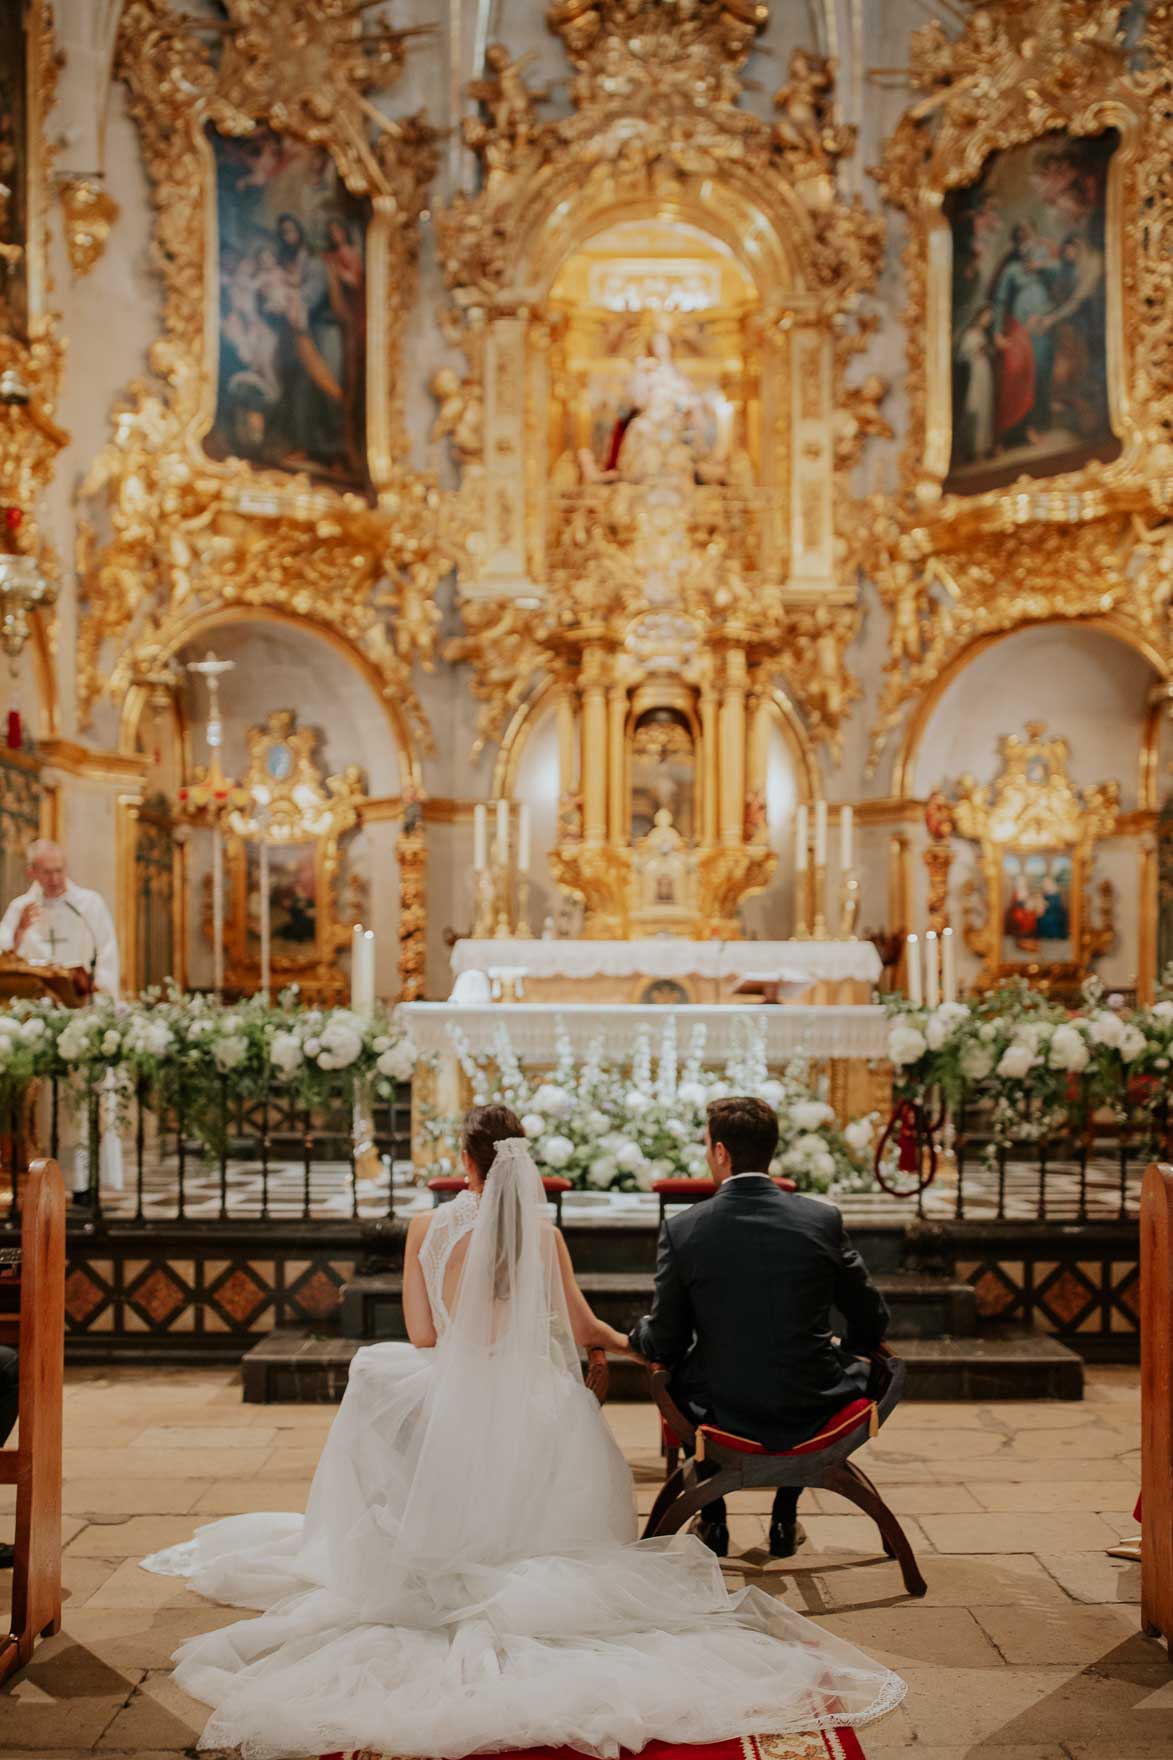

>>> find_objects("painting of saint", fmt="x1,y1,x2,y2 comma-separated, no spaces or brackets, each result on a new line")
1000,850,1073,966
246,842,317,959
0,1,28,339
945,131,1120,495
206,126,370,489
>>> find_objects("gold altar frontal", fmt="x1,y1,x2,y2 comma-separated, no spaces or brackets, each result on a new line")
496,973,873,1007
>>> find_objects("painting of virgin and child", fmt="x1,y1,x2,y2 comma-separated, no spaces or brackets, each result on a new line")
0,1,28,340
1001,851,1073,967
945,130,1120,495
205,126,370,489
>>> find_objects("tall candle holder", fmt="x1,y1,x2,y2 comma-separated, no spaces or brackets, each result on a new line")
514,872,533,938
812,863,829,941
793,869,811,939
473,867,496,938
838,869,860,940
492,860,513,939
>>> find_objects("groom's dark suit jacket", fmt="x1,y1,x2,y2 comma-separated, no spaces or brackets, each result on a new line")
628,1174,889,1451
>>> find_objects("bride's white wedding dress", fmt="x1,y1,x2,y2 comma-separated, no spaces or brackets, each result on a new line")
143,1142,904,1759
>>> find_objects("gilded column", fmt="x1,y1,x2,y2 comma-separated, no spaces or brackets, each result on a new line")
555,678,578,800
699,676,719,848
580,649,608,843
746,682,770,827
607,681,627,844
718,648,747,846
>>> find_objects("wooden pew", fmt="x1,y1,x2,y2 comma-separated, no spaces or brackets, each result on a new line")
0,1158,64,1686
1141,1161,1173,1658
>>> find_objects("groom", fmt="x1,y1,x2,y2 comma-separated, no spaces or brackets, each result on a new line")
629,1095,889,1560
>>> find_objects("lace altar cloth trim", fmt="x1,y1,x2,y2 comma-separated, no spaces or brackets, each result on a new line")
320,1723,868,1760
403,1002,890,1062
450,938,881,987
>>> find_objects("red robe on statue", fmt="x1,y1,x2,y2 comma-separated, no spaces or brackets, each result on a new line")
996,316,1036,439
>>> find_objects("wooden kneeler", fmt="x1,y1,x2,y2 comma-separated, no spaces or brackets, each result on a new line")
643,1349,927,1599
0,1159,65,1685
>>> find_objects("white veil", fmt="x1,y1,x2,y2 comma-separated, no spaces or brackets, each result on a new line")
387,1136,588,1578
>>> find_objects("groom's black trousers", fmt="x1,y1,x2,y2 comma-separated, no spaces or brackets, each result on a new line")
700,1470,800,1530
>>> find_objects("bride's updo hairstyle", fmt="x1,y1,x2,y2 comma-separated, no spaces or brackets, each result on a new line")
461,1103,526,1178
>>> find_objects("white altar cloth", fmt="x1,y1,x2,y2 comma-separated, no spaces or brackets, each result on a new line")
448,938,881,992
402,1002,889,1063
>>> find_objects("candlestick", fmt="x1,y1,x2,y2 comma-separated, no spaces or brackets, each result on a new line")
838,869,860,940
839,804,853,874
258,831,271,1004
350,923,365,1009
493,861,513,938
814,799,827,869
515,872,533,939
518,803,531,874
924,929,940,1008
942,925,957,1004
473,867,496,938
812,863,828,940
211,819,225,1000
473,803,487,872
495,798,509,867
906,933,922,1005
357,929,376,1021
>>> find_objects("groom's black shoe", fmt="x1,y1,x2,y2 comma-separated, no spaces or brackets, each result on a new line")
0,1542,14,1570
769,1519,806,1559
696,1516,729,1559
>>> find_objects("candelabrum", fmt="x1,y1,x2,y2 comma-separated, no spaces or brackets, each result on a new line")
515,873,533,939
472,867,496,939
793,869,811,939
838,869,861,940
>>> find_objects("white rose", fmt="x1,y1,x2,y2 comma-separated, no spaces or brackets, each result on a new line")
1012,1022,1045,1051
18,1017,45,1040
624,1089,651,1115
269,1031,304,1077
303,1036,322,1058
539,1133,574,1170
587,1154,617,1188
960,1042,995,1081
888,1025,928,1067
843,1117,874,1156
789,1100,834,1131
979,1022,998,1042
937,1001,970,1025
676,1080,706,1108
754,1078,786,1108
376,1042,415,1082
521,1113,546,1138
615,1140,645,1172
372,1034,392,1052
997,1043,1035,1080
320,1020,363,1070
187,1017,213,1039
1150,1000,1173,1022
145,1020,174,1057
213,1033,248,1072
925,1015,950,1051
586,1108,611,1135
221,1015,241,1034
1048,1022,1089,1074
1088,1009,1126,1049
101,1029,121,1056
531,1082,572,1118
1120,1024,1147,1064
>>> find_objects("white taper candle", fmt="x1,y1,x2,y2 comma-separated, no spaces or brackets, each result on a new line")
942,926,957,1004
924,929,940,1008
840,804,853,873
473,804,487,873
906,933,922,1006
795,804,809,873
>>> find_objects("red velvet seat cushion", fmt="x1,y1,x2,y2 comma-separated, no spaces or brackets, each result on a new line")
700,1397,875,1459
427,1174,572,1197
651,1176,797,1199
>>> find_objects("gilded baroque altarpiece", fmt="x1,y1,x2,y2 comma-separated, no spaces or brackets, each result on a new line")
75,0,443,763
433,0,887,934
865,0,1173,771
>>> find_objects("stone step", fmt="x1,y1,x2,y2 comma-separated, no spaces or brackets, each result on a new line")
242,1325,1080,1405
338,1269,978,1343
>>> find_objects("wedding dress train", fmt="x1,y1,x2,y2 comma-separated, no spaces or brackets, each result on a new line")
143,1145,904,1759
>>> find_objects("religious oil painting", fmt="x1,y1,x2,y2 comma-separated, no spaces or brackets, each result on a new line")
0,0,29,339
245,841,317,958
944,129,1120,495
206,125,370,489
1000,849,1074,967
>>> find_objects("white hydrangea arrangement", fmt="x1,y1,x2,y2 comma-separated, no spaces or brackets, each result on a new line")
425,1013,878,1195
885,974,1173,1145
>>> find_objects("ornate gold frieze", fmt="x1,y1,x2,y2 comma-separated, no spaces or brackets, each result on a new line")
953,721,1119,991
76,0,442,746
396,786,427,1002
0,0,66,664
867,0,1173,767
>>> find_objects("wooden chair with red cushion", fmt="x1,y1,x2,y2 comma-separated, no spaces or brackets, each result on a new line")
642,1349,927,1598
427,1173,572,1226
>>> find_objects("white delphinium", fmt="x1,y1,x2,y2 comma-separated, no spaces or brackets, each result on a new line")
656,1014,678,1103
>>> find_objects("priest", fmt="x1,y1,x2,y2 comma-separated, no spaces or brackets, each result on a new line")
0,839,122,1198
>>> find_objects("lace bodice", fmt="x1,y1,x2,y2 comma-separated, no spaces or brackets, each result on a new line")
418,1189,478,1337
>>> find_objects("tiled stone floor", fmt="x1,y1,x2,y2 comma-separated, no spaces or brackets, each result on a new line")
0,1365,1168,1759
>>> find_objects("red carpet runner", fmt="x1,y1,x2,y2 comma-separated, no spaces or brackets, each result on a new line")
323,1727,867,1760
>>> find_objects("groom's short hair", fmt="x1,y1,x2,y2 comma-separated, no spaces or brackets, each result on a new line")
706,1096,779,1175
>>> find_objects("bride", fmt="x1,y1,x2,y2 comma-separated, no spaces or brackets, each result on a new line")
143,1104,904,1759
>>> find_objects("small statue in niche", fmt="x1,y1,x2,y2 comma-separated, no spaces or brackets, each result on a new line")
429,366,483,463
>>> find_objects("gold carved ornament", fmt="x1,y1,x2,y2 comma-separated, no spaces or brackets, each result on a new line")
58,177,120,277
0,1,67,662
865,0,1173,770
396,785,426,1003
433,0,886,763
191,709,366,1005
76,0,443,747
952,721,1118,991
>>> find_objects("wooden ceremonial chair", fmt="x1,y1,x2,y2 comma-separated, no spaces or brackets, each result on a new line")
427,1173,572,1227
651,1174,797,1225
0,1159,65,1685
642,1348,928,1599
